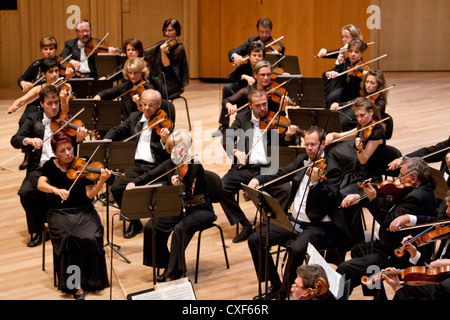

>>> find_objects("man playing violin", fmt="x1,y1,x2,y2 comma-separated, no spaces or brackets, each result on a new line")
219,89,298,244
103,89,175,238
247,126,351,300
10,85,88,247
228,17,285,66
336,157,438,299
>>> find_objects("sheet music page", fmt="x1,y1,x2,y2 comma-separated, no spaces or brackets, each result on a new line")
306,242,344,299
130,278,196,300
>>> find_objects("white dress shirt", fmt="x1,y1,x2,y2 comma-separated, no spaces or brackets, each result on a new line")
39,114,55,167
248,114,268,165
134,114,155,163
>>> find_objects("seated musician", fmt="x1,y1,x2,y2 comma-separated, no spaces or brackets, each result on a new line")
94,57,153,121
10,85,87,247
212,41,266,137
37,131,110,300
59,19,117,79
219,89,298,244
126,129,216,282
103,89,175,239
247,126,350,300
380,190,450,300
228,17,285,66
336,157,438,299
292,265,334,300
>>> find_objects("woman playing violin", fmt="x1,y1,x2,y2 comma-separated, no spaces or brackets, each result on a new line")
37,130,110,300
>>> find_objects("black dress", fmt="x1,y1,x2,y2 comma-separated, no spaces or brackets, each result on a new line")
41,158,109,293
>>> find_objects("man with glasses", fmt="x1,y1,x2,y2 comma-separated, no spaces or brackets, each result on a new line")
103,89,176,238
337,157,438,299
59,19,116,79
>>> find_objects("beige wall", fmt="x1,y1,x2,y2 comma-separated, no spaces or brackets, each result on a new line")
0,0,449,88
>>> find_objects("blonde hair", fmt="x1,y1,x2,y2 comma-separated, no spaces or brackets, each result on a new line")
123,57,149,80
342,24,362,41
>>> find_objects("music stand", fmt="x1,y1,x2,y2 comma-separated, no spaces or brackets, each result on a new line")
95,53,126,79
242,183,297,300
69,100,122,134
265,54,301,75
299,77,326,108
429,167,448,200
275,77,302,106
287,107,342,133
121,185,185,285
79,140,136,263
68,79,114,98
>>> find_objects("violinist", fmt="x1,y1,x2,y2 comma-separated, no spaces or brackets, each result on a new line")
147,19,189,99
247,126,350,300
219,89,298,244
212,41,266,137
10,85,88,248
323,39,368,109
336,157,438,299
94,57,153,121
292,265,334,300
103,89,175,239
37,131,110,300
59,19,117,79
228,17,285,66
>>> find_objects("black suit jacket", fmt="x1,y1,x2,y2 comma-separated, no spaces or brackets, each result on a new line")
59,38,99,79
228,36,286,62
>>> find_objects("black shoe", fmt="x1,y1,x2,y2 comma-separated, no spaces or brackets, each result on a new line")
211,125,228,137
232,226,254,243
157,270,168,282
19,152,29,170
123,220,143,239
253,285,280,300
27,230,49,247
73,291,85,300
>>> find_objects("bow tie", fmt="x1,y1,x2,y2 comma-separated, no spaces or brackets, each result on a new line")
42,118,51,126
250,118,260,124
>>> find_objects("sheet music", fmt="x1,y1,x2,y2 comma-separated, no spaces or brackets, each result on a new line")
130,278,196,300
306,242,345,299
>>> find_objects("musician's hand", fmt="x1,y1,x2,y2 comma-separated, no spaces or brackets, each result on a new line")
337,53,345,64
324,132,337,146
24,137,43,150
380,268,402,292
234,149,247,166
76,126,88,143
54,188,70,201
226,103,238,115
388,157,404,171
242,75,256,86
99,168,111,182
160,43,169,54
430,259,450,268
362,178,377,201
108,47,119,54
389,215,411,232
326,71,339,79
446,153,450,168
160,127,170,144
132,94,140,105
307,167,321,184
20,81,33,92
248,178,260,189
231,53,243,65
400,235,418,257
341,194,361,208
355,137,363,151
70,60,81,71
171,174,181,186
285,125,298,141
330,102,339,111
65,67,75,80
316,48,327,58
125,182,136,190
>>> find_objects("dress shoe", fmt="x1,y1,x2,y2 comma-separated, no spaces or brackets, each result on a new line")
18,152,29,170
27,230,49,247
232,226,254,243
253,285,280,300
73,291,85,300
211,125,228,137
123,220,143,239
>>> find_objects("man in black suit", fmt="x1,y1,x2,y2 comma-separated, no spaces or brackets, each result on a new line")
59,19,117,79
219,89,298,243
247,126,351,300
10,85,87,247
103,89,176,238
337,157,438,298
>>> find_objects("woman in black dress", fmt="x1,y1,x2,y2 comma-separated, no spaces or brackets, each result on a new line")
37,131,111,299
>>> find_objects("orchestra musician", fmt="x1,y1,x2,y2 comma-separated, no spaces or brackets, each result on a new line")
146,19,189,100
212,41,266,137
59,19,117,79
37,131,110,300
228,17,285,66
247,126,350,300
219,89,298,243
292,265,334,300
336,157,438,299
103,89,175,239
10,85,88,247
94,57,152,121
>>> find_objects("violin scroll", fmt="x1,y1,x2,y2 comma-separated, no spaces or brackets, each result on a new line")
299,278,329,300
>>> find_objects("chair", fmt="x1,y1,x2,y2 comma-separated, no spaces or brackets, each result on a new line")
384,113,394,140
42,226,57,287
168,89,191,131
193,170,230,283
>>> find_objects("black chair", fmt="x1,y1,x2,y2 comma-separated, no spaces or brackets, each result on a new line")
168,89,191,131
384,113,394,140
42,225,57,287
193,170,230,283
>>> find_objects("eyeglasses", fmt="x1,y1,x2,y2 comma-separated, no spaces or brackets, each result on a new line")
140,102,158,108
76,29,91,34
291,283,305,290
256,73,272,78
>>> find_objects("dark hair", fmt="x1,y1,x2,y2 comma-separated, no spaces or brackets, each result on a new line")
360,69,387,104
123,38,144,57
353,96,382,122
51,130,74,153
348,39,367,53
257,17,273,29
305,125,325,139
39,85,60,104
163,19,181,37
248,88,267,104
296,264,331,300
41,57,59,73
248,40,266,56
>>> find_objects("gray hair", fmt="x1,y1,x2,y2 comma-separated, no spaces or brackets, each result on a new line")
404,157,430,183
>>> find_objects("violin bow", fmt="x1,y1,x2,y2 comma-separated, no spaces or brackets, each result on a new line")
337,85,395,111
114,80,147,101
122,117,166,142
63,144,101,203
327,53,388,79
225,81,288,117
330,116,390,145
41,107,85,146
144,154,198,186
233,36,285,66
316,41,375,58
25,54,74,92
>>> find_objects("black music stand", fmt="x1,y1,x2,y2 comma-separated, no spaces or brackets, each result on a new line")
265,54,301,75
429,167,448,201
69,100,122,135
79,140,136,264
287,107,342,133
68,79,114,98
242,183,297,300
121,185,185,285
299,77,326,108
95,53,127,79
275,77,303,106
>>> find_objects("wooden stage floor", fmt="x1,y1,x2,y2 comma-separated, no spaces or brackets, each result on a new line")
0,72,449,301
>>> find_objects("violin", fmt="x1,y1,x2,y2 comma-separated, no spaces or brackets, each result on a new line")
84,38,122,56
347,60,371,79
57,56,84,78
66,157,125,181
299,278,329,300
114,80,148,101
265,36,283,54
161,38,180,53
361,265,450,287
148,109,174,135
265,81,296,105
358,179,414,201
355,120,376,152
258,110,302,134
50,112,100,139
